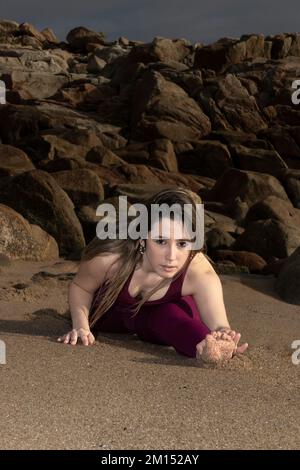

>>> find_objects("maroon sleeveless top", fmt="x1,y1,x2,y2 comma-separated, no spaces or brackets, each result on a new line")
90,260,191,320
117,264,189,307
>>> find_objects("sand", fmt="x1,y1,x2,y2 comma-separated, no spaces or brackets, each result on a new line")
0,258,299,450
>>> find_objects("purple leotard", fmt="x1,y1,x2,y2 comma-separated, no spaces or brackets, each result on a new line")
90,264,210,357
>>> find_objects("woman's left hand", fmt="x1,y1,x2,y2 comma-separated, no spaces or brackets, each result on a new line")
217,328,248,356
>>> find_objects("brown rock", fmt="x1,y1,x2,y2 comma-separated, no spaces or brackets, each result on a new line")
245,195,300,229
0,203,58,261
131,70,211,142
0,170,85,255
19,22,46,43
0,144,34,174
40,28,59,44
275,246,300,304
231,144,287,177
233,219,300,261
51,168,104,207
66,27,105,52
177,140,232,178
213,249,266,273
206,168,289,207
149,139,178,172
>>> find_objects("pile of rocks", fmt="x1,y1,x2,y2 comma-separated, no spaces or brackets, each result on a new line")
0,21,300,303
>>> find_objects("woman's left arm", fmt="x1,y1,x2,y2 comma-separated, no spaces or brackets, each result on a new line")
189,257,248,354
191,271,231,332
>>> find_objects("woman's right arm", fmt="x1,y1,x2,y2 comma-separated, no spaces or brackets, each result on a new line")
57,254,117,346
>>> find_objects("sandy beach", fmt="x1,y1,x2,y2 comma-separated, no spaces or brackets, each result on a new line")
0,258,299,450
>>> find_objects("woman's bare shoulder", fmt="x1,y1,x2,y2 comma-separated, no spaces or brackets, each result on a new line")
73,252,121,292
186,252,217,281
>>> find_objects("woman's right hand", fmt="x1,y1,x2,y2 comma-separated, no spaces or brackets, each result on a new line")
57,328,95,346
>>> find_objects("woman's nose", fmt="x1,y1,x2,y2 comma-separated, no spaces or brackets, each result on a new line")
166,244,177,260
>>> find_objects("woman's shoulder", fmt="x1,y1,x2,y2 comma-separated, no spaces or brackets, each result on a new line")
183,252,218,295
74,252,122,292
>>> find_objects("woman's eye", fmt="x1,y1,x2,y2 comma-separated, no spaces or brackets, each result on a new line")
154,240,189,248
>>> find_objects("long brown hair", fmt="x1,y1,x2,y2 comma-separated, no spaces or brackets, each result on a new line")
81,187,203,328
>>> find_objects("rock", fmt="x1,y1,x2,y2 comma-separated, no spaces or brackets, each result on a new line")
278,169,300,208
0,203,59,261
230,144,287,177
0,144,35,174
213,262,250,275
93,44,128,64
205,227,236,252
86,146,126,166
87,54,107,73
51,168,104,207
258,127,300,162
127,37,192,64
19,22,46,43
275,246,300,304
0,20,19,36
40,28,59,44
232,219,300,261
194,35,265,73
177,140,232,178
204,210,243,235
206,168,290,208
0,170,85,255
39,157,86,173
245,195,300,229
131,70,211,142
213,249,267,273
148,139,178,172
66,27,105,52
271,34,292,59
197,74,267,134
1,70,68,100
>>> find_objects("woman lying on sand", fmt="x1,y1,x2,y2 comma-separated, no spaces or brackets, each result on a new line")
58,188,248,364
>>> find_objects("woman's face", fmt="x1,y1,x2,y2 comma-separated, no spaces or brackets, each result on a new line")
142,217,192,277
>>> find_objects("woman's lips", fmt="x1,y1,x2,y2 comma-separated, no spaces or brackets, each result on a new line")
161,265,177,271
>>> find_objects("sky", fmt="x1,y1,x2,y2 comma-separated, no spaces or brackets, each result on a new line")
1,0,300,45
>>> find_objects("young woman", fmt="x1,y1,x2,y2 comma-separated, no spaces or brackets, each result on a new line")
57,188,248,364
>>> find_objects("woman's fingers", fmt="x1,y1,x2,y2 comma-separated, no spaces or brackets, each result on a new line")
88,333,95,345
70,329,78,345
236,342,248,354
80,332,89,346
57,329,95,346
64,332,71,344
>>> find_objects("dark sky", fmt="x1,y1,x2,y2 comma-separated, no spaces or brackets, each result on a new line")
1,0,300,44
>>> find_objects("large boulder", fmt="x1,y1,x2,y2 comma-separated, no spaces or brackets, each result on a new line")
213,249,267,273
279,169,300,208
275,246,300,305
131,70,211,142
206,168,290,209
177,140,232,178
0,144,34,174
0,203,58,261
197,74,267,134
0,170,85,255
232,219,300,261
51,169,105,207
66,26,105,52
245,195,300,229
230,144,287,177
127,37,192,64
1,70,68,100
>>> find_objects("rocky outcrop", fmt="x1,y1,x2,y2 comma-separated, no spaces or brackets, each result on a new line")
0,20,300,272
